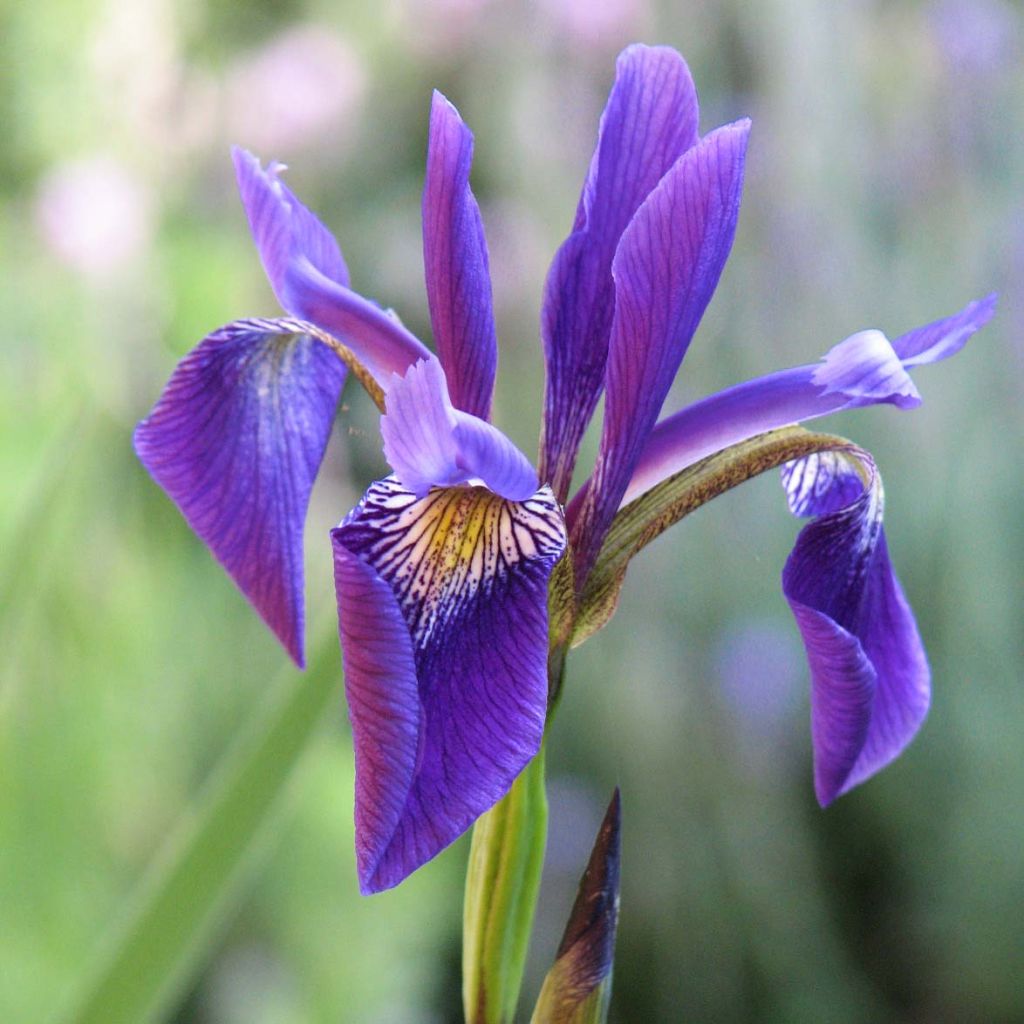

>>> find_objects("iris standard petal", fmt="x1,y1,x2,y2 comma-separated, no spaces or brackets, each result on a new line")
233,148,432,385
423,92,498,420
570,120,750,578
381,357,538,501
332,477,567,893
134,317,347,666
605,297,993,510
539,44,700,500
781,452,929,805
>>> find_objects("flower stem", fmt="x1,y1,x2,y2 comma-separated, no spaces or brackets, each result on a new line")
463,744,548,1024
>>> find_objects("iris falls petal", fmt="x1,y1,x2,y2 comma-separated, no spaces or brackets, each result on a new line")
781,450,930,805
332,478,567,893
134,317,347,666
423,92,498,419
540,44,700,499
571,120,750,579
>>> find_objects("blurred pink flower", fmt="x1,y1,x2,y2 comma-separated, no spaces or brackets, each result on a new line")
539,0,648,47
392,0,495,55
34,156,153,280
225,26,366,155
929,0,1020,76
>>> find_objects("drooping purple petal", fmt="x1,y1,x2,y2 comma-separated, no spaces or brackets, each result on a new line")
781,451,865,517
781,451,930,805
422,92,498,419
380,357,538,501
134,317,347,666
233,148,432,385
332,477,567,893
570,120,750,579
539,44,700,500
332,536,421,892
591,297,993,513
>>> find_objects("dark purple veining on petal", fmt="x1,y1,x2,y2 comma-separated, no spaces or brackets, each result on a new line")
570,120,750,582
332,478,566,892
134,317,346,665
539,44,700,501
782,451,930,805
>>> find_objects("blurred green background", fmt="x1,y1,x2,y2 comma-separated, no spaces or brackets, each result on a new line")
2,0,1022,1021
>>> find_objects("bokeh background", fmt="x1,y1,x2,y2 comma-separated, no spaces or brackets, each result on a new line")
2,0,1022,1021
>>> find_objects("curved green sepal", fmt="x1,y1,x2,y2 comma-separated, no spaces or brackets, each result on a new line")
531,789,621,1024
547,548,577,655
571,426,853,646
463,746,549,1024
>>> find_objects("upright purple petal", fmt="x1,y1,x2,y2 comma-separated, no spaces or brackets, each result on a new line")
380,357,538,501
232,147,350,296
592,297,992,512
422,92,498,419
233,148,432,385
332,477,566,893
571,120,750,579
134,317,347,666
781,452,930,805
539,44,700,500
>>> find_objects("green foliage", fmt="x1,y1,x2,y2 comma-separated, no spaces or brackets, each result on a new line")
53,645,341,1024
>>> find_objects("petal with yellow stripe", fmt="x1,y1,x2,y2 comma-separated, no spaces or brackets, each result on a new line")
332,476,566,893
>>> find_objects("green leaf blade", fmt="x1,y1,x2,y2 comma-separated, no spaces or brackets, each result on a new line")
52,642,341,1024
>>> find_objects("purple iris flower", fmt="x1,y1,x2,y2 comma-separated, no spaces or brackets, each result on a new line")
135,44,994,892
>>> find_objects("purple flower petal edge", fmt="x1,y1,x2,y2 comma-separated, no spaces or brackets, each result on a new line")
332,477,566,893
540,44,700,500
781,452,930,805
423,92,498,420
134,317,346,666
381,357,538,501
893,293,997,366
594,296,994,513
232,147,350,299
233,148,432,386
570,120,751,578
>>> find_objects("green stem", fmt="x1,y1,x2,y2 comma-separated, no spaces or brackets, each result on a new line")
463,744,549,1024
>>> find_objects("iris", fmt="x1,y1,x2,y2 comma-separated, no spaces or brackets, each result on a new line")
135,44,993,894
